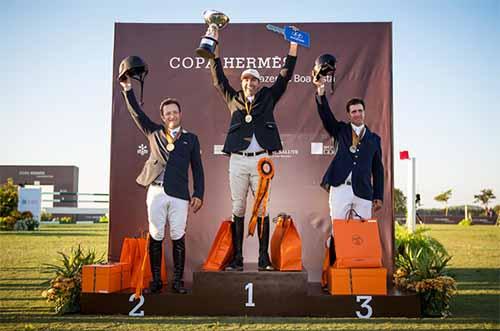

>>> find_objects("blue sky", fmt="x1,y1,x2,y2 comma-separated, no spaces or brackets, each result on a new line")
2,0,499,208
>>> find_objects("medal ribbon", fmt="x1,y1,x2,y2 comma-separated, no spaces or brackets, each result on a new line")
351,127,366,151
165,127,182,146
244,99,254,117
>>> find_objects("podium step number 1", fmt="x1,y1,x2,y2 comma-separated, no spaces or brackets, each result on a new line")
245,282,256,307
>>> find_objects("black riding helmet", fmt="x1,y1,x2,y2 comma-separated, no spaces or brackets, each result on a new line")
118,56,149,104
313,53,337,94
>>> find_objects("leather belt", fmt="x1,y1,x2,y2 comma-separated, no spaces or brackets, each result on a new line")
234,150,267,157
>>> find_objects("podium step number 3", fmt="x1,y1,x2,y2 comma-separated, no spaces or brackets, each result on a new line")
355,296,373,319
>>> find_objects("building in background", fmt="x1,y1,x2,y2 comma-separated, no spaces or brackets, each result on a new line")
0,165,107,222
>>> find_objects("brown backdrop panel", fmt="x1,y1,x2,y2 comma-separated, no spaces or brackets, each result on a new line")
109,23,393,282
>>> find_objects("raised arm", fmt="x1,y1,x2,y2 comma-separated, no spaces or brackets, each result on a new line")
313,75,342,137
208,31,237,106
120,78,160,136
270,42,298,102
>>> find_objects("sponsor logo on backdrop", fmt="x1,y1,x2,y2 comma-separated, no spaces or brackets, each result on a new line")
137,144,149,156
273,148,299,158
310,142,336,155
169,56,287,70
168,56,334,85
212,144,298,158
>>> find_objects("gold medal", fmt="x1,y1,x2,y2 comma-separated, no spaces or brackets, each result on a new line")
350,126,365,154
165,127,181,153
244,99,254,123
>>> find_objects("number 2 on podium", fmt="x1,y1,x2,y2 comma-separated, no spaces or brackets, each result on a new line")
245,282,255,307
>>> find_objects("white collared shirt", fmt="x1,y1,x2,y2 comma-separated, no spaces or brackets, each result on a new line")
345,124,365,185
169,126,180,137
351,123,365,136
243,134,265,153
242,95,265,153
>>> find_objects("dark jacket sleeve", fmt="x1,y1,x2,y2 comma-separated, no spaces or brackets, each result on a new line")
372,136,384,201
315,94,342,138
209,57,237,107
270,55,297,103
121,89,160,136
190,135,205,200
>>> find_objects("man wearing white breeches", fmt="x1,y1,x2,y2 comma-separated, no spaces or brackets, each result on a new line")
208,27,298,271
313,75,384,264
120,76,204,294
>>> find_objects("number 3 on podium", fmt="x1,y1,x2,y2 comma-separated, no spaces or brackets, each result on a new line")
355,295,373,318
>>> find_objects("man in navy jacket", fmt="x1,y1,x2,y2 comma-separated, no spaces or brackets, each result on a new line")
120,77,204,294
313,76,384,221
208,28,298,271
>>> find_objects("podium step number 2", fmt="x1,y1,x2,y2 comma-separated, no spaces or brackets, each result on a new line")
129,294,145,317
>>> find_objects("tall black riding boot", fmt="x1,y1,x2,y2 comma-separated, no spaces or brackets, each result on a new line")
148,235,163,293
172,236,187,294
258,216,274,271
225,215,244,271
329,235,337,266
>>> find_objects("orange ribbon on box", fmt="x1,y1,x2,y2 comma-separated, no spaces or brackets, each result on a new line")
248,157,274,238
119,236,167,298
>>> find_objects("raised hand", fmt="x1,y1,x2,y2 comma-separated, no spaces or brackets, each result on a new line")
119,76,132,91
312,70,326,95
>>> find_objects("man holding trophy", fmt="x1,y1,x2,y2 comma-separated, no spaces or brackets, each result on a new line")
200,10,298,271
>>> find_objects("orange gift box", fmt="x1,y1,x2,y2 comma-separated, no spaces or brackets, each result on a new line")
327,265,387,295
332,219,383,268
82,263,131,293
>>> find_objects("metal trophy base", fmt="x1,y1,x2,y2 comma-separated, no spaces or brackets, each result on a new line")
80,263,421,317
196,36,218,59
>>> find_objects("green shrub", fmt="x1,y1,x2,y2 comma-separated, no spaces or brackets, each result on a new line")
14,217,39,231
458,218,472,226
40,211,53,222
98,215,109,223
42,245,104,314
0,178,18,218
0,215,18,231
58,216,74,224
394,224,457,317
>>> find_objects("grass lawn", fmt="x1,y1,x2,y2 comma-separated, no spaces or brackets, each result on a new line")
0,223,499,330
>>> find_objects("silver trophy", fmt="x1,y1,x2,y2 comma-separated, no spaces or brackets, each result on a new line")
195,10,229,59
